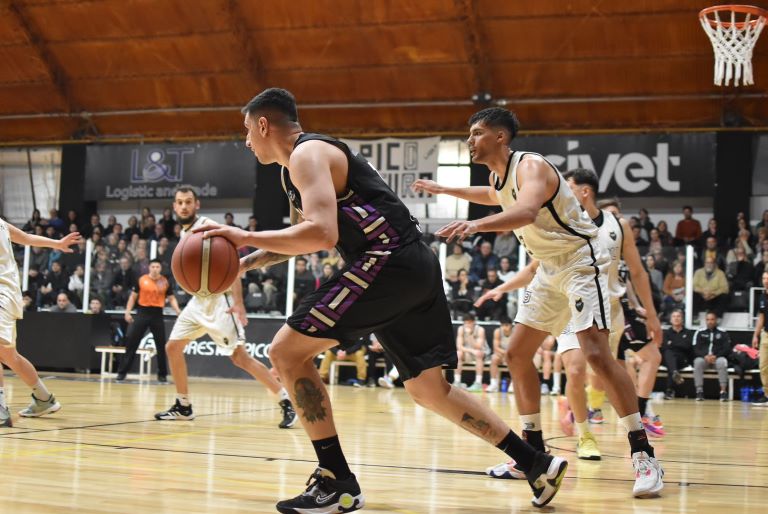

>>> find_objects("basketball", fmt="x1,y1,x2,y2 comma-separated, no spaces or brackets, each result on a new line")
171,231,240,296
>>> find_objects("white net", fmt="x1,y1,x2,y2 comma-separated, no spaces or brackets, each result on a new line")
700,7,766,86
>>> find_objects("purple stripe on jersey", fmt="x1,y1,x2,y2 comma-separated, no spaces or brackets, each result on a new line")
302,315,330,331
315,303,342,321
338,192,401,252
341,206,363,223
345,266,376,284
366,222,392,241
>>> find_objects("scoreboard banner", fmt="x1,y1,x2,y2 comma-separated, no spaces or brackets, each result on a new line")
341,136,440,204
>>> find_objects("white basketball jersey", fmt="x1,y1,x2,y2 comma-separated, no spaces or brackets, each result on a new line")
0,219,23,319
493,152,598,261
181,216,213,237
595,210,625,299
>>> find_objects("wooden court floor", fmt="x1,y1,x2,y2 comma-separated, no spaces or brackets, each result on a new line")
0,374,766,514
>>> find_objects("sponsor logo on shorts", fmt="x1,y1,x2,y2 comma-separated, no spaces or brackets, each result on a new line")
575,298,584,312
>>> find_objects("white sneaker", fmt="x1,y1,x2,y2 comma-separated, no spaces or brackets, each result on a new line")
632,451,664,498
485,460,527,480
541,383,550,395
377,376,394,389
550,387,561,396
486,382,499,393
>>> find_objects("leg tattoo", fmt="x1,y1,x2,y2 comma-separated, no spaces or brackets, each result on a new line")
461,412,496,439
294,377,328,423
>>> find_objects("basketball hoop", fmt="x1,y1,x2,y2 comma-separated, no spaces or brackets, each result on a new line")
699,4,767,86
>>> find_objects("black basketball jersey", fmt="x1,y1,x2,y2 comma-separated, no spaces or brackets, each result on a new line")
280,133,422,260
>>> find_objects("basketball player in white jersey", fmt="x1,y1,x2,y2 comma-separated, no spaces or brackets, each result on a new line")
154,187,298,429
486,316,513,392
413,108,663,497
0,220,82,427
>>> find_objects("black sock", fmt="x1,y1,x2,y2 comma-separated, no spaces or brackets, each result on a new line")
638,396,649,418
522,429,545,452
497,430,538,473
628,429,654,457
311,435,352,480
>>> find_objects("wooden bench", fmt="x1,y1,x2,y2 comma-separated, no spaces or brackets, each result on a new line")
657,365,761,401
95,346,156,379
328,360,386,385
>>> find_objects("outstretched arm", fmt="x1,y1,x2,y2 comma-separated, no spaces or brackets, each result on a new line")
411,178,498,206
474,260,539,307
8,224,82,252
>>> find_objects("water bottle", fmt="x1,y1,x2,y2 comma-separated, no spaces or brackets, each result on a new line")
741,387,751,402
501,378,509,393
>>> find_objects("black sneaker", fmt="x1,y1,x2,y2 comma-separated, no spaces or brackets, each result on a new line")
279,399,298,429
663,389,675,400
157,375,168,383
365,379,376,388
525,453,568,508
752,396,768,406
672,370,684,385
276,467,364,514
719,391,728,402
696,391,705,401
115,373,127,382
155,399,195,420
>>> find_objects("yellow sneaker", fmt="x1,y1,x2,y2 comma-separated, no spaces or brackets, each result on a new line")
576,432,602,461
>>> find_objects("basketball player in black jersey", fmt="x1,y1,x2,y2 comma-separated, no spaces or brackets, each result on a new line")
197,88,568,512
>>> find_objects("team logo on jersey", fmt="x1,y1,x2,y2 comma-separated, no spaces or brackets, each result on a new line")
609,231,617,241
523,289,532,304
575,298,584,312
511,189,517,200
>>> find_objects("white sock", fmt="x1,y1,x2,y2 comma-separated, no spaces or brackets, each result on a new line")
32,379,51,401
575,421,590,437
474,376,482,384
552,372,562,390
389,367,399,380
618,413,643,432
490,378,499,386
520,413,542,432
453,374,462,384
645,402,656,418
177,394,191,407
0,387,5,408
278,388,290,402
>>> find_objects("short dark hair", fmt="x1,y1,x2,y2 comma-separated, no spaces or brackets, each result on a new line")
175,186,198,200
468,107,520,141
597,197,622,210
242,88,299,123
683,205,693,212
499,316,512,325
149,258,163,265
562,168,599,194
706,310,718,318
463,313,476,322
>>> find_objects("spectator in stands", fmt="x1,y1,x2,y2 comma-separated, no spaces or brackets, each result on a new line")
692,311,733,401
46,208,65,234
88,297,104,315
751,270,768,406
246,215,259,232
469,240,499,283
105,215,117,235
292,257,316,303
662,309,694,399
80,213,104,239
318,341,367,386
260,275,279,311
49,292,77,313
700,236,727,270
111,222,124,240
445,243,472,283
67,223,78,236
89,228,103,253
104,232,120,263
111,256,137,308
141,206,152,220
701,218,727,249
319,263,335,285
156,237,172,267
727,229,755,264
65,209,78,230
224,212,240,228
755,251,768,284
675,206,702,245
22,209,42,233
115,238,128,259
133,246,150,277
450,268,476,316
38,260,68,307
244,282,264,313
645,254,664,293
22,291,35,312
30,245,50,273
124,216,140,240
736,215,753,242
150,223,165,242
497,256,514,282
141,215,156,240
25,265,43,299
493,230,518,260
647,228,664,257
726,246,755,294
637,208,654,234
322,247,341,268
90,260,113,303
476,268,506,321
693,256,729,318
656,220,674,246
68,264,86,305
160,208,176,236
632,226,648,255
307,253,324,281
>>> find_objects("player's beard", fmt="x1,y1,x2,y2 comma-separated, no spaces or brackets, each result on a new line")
176,214,196,226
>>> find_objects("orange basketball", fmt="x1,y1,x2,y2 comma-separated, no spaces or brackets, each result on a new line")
171,232,240,296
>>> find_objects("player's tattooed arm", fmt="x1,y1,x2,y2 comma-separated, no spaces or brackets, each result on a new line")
239,204,305,271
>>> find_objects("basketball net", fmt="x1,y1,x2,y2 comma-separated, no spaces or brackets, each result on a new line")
699,5,767,86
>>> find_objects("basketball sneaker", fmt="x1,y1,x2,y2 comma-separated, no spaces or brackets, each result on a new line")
467,382,483,392
378,376,394,389
651,415,664,429
155,399,195,420
18,394,61,417
486,382,499,393
632,451,664,498
642,417,665,438
576,433,601,460
0,405,12,427
279,399,298,429
540,383,550,395
696,391,705,401
752,396,768,406
485,459,527,480
526,453,568,508
557,397,574,436
719,391,728,402
587,408,604,424
276,467,364,514
672,370,684,385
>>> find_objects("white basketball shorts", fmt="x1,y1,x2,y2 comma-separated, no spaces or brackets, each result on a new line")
169,293,245,356
555,298,623,356
0,308,17,347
